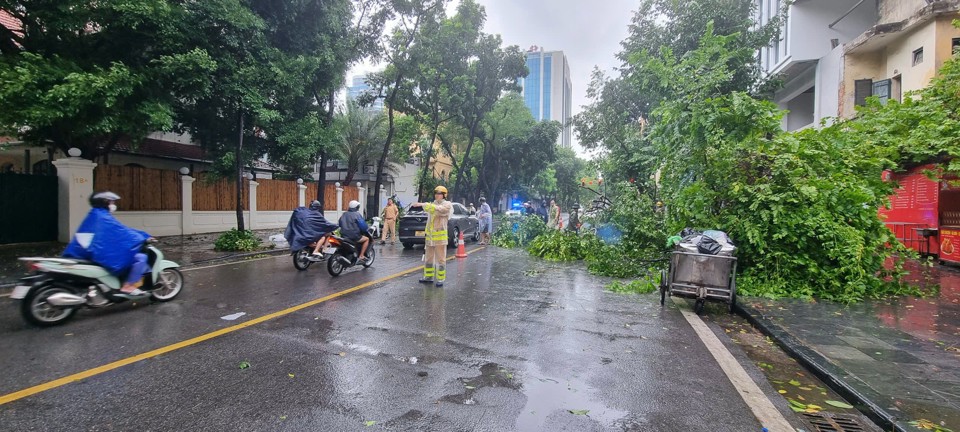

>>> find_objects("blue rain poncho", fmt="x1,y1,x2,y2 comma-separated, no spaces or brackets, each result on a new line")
62,208,151,275
284,207,339,251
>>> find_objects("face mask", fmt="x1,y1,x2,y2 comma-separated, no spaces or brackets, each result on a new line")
108,204,117,213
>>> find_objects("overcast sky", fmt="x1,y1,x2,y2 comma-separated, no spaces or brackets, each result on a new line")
349,0,640,154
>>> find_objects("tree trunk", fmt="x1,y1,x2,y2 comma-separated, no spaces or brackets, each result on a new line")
451,119,480,200
314,92,338,209
417,126,439,200
235,109,246,231
373,74,403,216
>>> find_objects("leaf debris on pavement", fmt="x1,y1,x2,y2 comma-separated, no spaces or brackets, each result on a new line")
239,361,251,369
568,409,589,416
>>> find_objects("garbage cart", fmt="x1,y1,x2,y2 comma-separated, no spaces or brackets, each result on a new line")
659,250,738,315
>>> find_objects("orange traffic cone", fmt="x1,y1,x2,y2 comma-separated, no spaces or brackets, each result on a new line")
456,231,468,258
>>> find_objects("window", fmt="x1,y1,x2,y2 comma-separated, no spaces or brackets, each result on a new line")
912,48,924,66
453,204,465,215
854,79,873,106
953,38,959,55
872,79,892,104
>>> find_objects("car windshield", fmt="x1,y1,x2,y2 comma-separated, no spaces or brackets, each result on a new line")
406,204,425,214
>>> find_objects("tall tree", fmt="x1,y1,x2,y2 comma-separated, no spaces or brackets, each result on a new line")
449,29,527,201
0,0,216,158
368,0,447,214
335,101,387,184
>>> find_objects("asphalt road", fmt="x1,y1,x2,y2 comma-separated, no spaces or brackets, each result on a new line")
0,244,796,431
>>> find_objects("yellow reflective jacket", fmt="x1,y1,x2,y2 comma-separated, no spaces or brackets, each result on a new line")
422,199,452,246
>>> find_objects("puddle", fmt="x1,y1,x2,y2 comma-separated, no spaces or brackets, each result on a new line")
440,363,520,405
514,363,628,430
328,339,381,356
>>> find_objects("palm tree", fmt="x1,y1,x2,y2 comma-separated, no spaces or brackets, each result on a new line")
336,100,386,184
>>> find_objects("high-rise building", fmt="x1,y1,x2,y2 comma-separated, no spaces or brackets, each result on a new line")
346,74,384,111
518,47,573,148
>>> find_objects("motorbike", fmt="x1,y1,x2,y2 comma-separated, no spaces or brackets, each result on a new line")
326,231,376,276
11,242,184,326
292,234,333,271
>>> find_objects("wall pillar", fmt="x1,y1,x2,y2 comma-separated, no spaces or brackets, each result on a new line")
297,183,307,207
248,180,259,230
52,155,97,243
336,182,344,219
379,185,386,212
358,182,367,218
181,175,195,235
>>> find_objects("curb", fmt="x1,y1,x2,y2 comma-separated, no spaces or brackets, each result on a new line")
0,249,287,296
734,302,908,432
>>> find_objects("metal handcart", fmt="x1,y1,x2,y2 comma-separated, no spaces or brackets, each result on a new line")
659,249,738,314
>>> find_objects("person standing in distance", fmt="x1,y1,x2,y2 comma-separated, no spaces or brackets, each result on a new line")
477,197,493,245
414,186,453,287
380,198,399,245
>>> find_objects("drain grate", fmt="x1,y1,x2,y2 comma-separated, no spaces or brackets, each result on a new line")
802,412,879,432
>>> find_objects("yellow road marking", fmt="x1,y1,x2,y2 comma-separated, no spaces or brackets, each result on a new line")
0,247,485,406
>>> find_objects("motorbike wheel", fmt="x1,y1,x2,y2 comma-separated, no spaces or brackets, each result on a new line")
151,268,184,302
21,283,78,327
293,248,313,271
362,247,376,268
327,253,345,277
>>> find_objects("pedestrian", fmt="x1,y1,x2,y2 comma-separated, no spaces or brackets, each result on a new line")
467,202,476,215
537,201,548,223
380,198,399,245
478,197,493,245
566,203,581,234
415,186,453,287
523,202,535,216
547,199,561,230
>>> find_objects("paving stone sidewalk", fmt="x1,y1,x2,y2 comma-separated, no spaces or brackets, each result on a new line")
742,263,960,432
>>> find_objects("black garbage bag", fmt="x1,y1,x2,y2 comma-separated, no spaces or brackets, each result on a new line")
284,207,339,252
697,235,723,255
680,227,701,238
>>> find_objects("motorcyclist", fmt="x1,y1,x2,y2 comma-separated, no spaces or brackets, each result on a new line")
338,200,371,263
284,200,338,260
62,191,154,296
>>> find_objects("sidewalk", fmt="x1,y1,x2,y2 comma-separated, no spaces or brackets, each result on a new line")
0,229,288,287
740,262,960,432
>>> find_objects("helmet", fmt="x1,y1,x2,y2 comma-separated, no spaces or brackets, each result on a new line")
89,191,120,209
434,186,448,196
309,200,322,210
348,200,361,210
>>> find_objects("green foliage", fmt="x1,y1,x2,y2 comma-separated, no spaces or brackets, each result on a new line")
527,230,589,261
214,229,261,252
491,215,547,248
606,278,658,295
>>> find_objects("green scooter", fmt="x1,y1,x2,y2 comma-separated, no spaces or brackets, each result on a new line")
11,241,183,326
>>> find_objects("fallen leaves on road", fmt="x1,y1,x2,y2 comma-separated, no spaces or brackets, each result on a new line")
364,421,377,427
824,400,854,409
288,373,295,378
568,409,589,416
909,419,954,432
239,361,250,369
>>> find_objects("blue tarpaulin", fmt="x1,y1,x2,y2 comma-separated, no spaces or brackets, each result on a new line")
63,208,151,275
284,207,338,251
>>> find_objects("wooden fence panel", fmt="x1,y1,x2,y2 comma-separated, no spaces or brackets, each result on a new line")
306,183,318,205
257,178,299,211
193,174,248,211
93,165,181,211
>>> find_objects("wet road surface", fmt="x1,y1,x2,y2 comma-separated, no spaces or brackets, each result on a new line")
0,245,794,431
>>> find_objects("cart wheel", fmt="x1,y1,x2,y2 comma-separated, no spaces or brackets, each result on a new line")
694,299,705,315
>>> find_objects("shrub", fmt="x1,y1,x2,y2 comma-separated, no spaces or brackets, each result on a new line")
214,229,261,252
527,230,590,261
492,214,548,248
606,278,659,294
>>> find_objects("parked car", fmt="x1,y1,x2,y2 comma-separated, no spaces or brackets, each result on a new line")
399,203,480,249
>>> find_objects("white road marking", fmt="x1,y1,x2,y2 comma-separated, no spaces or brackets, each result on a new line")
220,312,247,321
672,297,795,432
180,255,281,273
